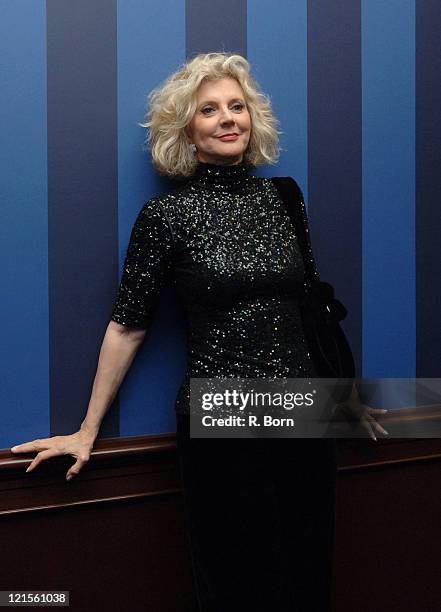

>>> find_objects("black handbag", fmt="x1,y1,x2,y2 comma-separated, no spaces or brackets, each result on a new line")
271,177,356,381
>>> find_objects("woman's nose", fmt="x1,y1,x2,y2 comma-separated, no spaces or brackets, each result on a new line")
219,108,235,123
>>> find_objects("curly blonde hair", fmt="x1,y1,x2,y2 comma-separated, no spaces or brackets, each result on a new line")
139,53,280,178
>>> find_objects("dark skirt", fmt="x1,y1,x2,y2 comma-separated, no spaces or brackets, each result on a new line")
176,413,337,612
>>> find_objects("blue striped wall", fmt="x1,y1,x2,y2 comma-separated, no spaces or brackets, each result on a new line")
46,0,120,437
116,0,186,437
1,0,439,447
362,0,416,378
248,1,308,191
1,1,49,445
307,0,363,376
415,0,441,377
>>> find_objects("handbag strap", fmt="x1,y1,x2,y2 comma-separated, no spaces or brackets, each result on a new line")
272,177,355,379
271,177,320,290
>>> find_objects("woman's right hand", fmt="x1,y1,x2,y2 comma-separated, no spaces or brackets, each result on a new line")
10,428,96,481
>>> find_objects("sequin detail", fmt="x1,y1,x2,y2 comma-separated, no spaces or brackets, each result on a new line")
110,161,319,414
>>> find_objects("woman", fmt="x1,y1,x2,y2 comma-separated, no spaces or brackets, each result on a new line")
11,53,387,611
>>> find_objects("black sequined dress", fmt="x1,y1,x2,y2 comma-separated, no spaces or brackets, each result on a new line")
110,161,336,612
111,163,314,413
110,161,318,413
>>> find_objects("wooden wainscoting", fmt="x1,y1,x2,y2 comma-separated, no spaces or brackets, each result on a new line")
0,434,197,612
1,407,441,612
334,424,441,612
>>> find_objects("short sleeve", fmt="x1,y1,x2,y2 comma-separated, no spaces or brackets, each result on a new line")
110,199,174,330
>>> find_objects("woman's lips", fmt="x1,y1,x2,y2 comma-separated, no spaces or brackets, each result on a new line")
218,134,239,141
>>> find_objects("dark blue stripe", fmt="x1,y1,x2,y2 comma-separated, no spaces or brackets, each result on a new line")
1,2,48,449
186,0,247,57
416,0,441,376
307,0,362,375
362,0,415,378
47,1,119,437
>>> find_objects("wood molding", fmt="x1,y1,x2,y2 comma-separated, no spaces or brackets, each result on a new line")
0,433,180,516
1,405,441,515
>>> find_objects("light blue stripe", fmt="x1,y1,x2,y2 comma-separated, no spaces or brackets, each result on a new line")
247,0,308,200
117,0,186,436
0,2,48,448
362,0,415,379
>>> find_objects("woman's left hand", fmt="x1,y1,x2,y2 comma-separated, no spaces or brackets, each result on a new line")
333,383,389,441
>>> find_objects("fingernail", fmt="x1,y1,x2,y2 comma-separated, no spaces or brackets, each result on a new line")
66,475,72,481
25,466,31,473
384,430,389,436
11,446,17,452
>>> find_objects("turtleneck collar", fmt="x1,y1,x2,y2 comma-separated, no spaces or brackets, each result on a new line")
188,160,251,192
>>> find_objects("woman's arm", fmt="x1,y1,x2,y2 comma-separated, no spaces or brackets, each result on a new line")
83,199,173,436
80,321,147,438
11,321,147,479
11,198,173,479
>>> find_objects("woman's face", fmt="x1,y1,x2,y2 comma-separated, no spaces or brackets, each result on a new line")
186,77,251,165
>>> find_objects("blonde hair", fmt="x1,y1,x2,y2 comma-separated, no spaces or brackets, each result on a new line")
139,52,280,178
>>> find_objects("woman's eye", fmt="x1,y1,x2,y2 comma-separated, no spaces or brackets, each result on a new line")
201,103,245,115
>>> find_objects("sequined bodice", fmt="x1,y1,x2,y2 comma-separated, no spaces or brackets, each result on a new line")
111,161,317,413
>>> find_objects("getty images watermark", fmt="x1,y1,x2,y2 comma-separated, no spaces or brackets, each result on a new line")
189,377,441,438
